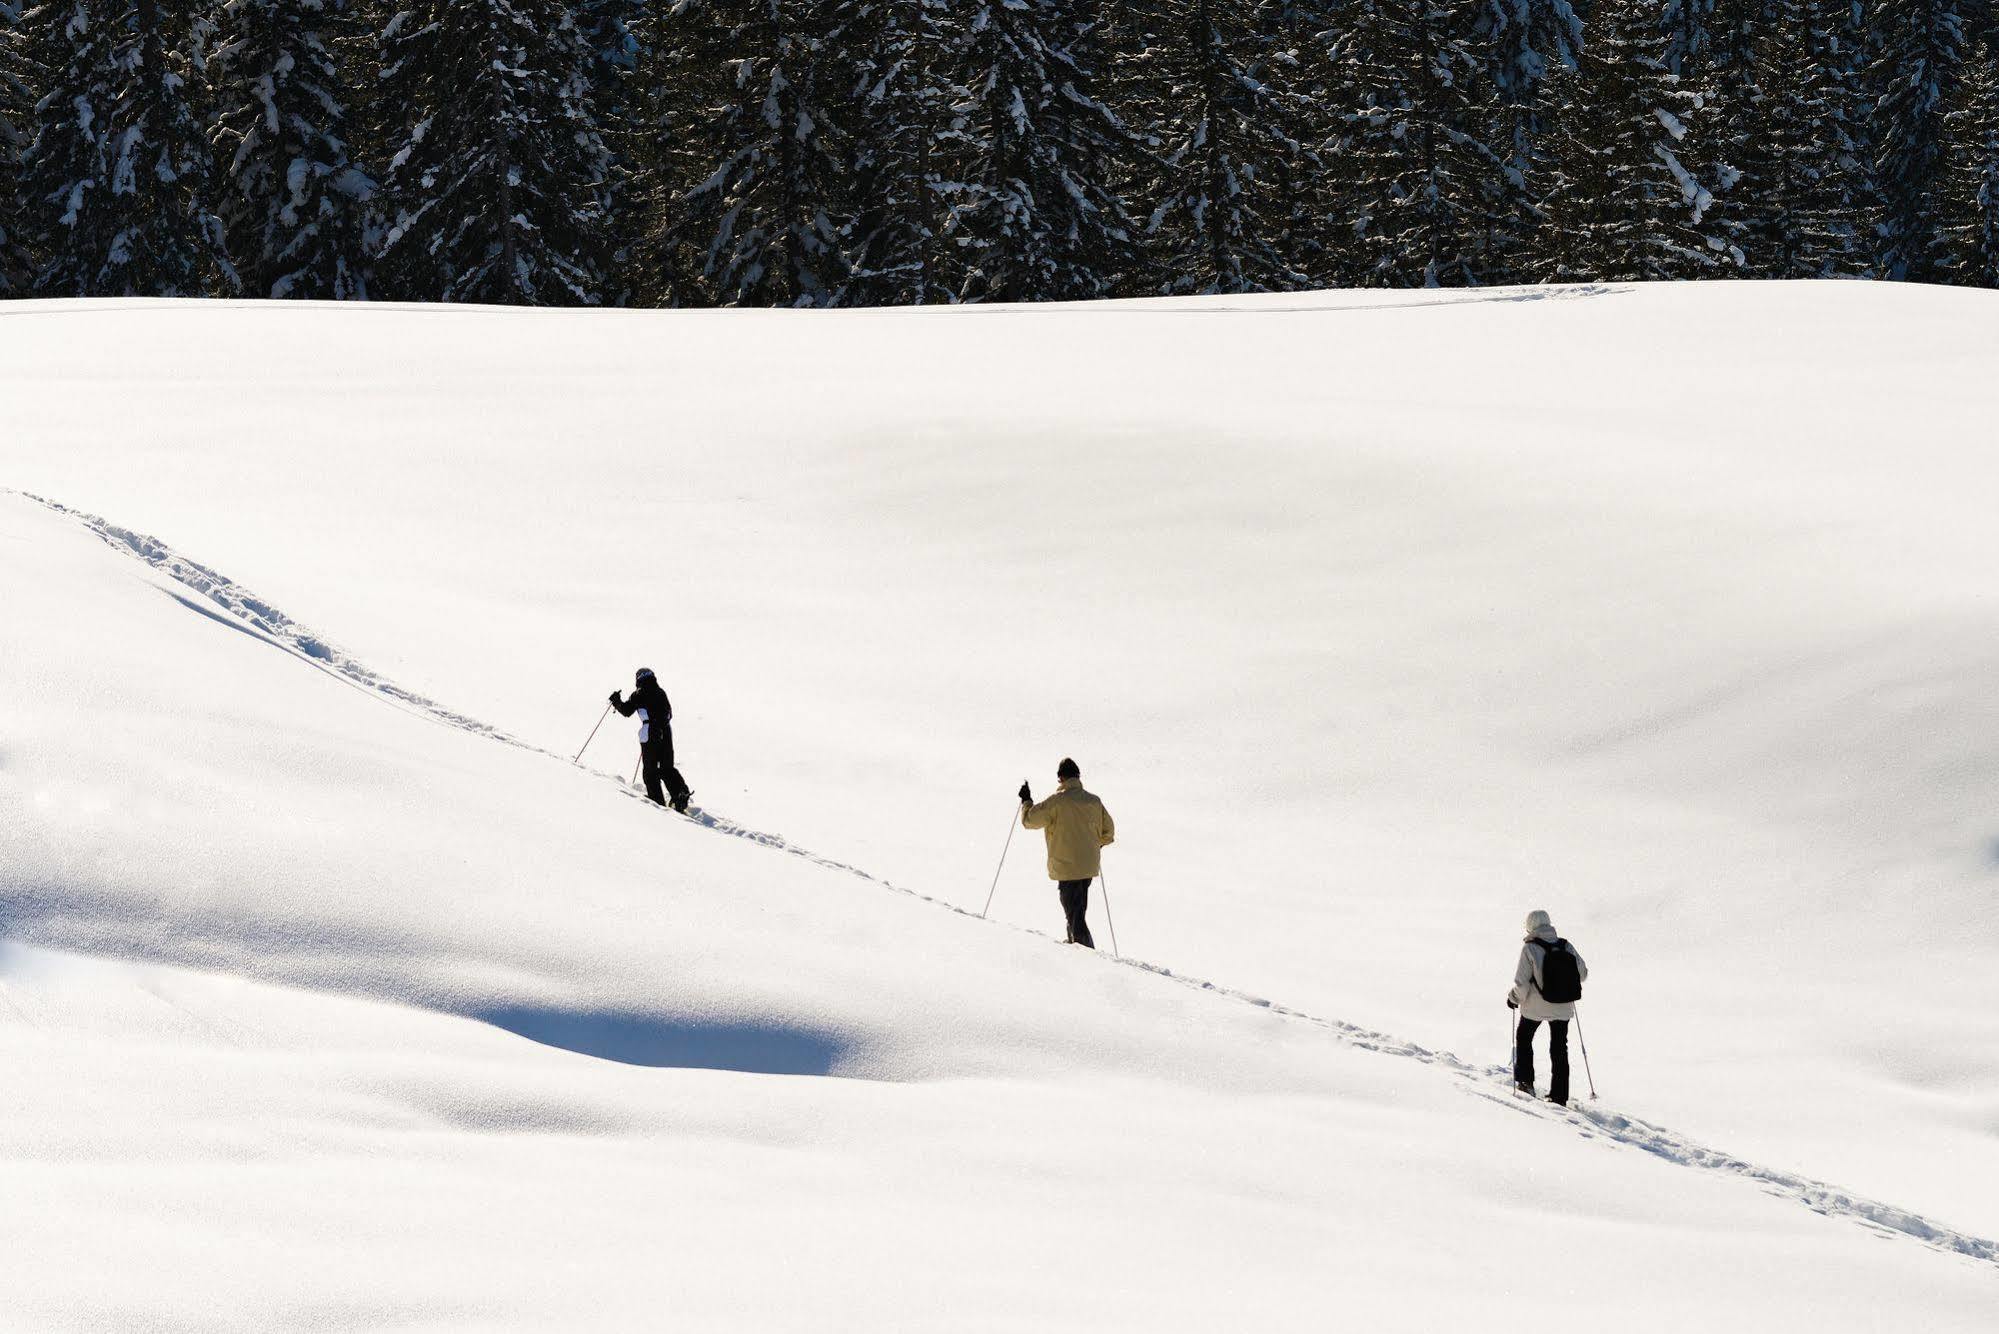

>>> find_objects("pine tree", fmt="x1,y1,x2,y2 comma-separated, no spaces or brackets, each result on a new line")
1478,0,1583,100
1682,1,1864,276
1332,0,1506,287
211,0,372,298
932,0,1137,302
1253,1,1349,289
1659,0,1718,73
638,0,852,307
15,0,234,297
1473,0,1585,283
1130,0,1315,293
1809,0,1886,277
1869,0,1974,280
838,0,952,305
1939,44,1999,285
1,0,36,293
1539,0,1731,281
374,1,613,304
622,5,704,306
1714,0,1878,277
576,0,642,303
577,0,642,84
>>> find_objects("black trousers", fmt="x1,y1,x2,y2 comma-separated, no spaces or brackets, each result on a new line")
641,733,690,809
1058,878,1095,948
1515,1017,1571,1104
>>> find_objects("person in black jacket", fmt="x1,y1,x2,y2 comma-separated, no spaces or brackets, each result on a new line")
610,667,690,812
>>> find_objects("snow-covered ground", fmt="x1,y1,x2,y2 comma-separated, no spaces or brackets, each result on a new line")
3,283,1996,1327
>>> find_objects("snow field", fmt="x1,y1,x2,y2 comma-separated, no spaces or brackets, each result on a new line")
4,284,1999,1326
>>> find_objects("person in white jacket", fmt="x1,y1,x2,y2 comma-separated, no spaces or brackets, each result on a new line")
1507,909,1588,1105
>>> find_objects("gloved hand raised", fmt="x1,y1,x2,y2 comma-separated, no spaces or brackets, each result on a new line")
1018,781,1032,805
609,691,622,706
1506,997,1518,1011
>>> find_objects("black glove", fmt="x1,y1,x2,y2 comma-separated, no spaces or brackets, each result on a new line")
1506,998,1518,1011
608,691,621,706
1018,782,1032,804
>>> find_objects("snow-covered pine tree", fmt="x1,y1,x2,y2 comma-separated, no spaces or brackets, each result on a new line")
1868,0,1974,280
838,0,952,305
1472,0,1584,283
1659,0,1717,73
1252,0,1340,288
931,0,1137,302
1,0,35,293
1477,0,1582,100
1709,0,1877,277
1683,1,1866,278
634,0,851,307
1086,0,1169,292
577,0,642,83
15,0,233,297
1330,0,1505,287
1804,0,1886,277
575,0,641,303
211,0,372,299
374,1,613,304
1938,44,1999,286
1537,0,1731,281
621,5,705,306
1126,0,1315,293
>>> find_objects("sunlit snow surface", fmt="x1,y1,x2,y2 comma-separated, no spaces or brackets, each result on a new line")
3,284,1997,1328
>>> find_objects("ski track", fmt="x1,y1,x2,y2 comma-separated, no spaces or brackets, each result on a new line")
12,488,1997,1275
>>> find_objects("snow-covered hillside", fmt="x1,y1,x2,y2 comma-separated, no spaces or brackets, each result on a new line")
3,284,1996,1328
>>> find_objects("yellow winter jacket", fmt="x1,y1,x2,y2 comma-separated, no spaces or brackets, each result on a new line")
1021,779,1115,881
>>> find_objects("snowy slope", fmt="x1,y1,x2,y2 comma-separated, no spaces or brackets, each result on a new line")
4,284,1998,1325
4,486,1995,1329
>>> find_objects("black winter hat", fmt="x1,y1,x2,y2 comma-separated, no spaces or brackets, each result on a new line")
635,667,656,685
1056,757,1080,780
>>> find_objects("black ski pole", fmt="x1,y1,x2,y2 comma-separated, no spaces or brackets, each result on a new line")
574,703,612,763
1098,869,1120,959
980,793,1022,919
1575,1010,1598,1099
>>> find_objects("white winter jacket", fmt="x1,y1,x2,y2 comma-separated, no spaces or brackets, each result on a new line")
1509,926,1588,1022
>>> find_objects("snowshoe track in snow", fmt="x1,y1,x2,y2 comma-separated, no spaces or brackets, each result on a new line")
16,488,1997,1274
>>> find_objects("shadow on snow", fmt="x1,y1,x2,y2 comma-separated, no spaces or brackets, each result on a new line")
473,1005,857,1077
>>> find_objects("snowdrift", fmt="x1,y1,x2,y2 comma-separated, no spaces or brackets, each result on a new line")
3,284,1997,1327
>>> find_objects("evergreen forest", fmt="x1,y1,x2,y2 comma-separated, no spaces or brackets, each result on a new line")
2,0,1995,305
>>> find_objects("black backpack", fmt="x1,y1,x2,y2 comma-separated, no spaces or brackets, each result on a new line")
1536,938,1583,1004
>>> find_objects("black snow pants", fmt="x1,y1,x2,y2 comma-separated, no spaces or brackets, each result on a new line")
1057,878,1095,949
641,732,690,810
1515,1017,1571,1105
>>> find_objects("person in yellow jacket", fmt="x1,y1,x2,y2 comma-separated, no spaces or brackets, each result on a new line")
1018,758,1115,948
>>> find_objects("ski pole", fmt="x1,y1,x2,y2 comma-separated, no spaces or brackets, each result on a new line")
631,755,641,787
980,794,1022,919
1575,1009,1598,1099
574,703,612,763
1098,868,1120,959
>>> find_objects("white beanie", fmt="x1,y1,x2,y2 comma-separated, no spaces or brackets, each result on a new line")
1523,909,1554,935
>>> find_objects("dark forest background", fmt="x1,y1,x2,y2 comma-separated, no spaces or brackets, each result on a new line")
2,1,1995,306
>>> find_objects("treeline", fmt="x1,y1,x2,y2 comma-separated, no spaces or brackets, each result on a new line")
1,1,1996,306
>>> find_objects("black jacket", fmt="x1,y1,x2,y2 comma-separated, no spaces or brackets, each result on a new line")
614,679,673,737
